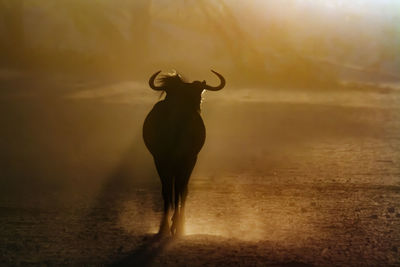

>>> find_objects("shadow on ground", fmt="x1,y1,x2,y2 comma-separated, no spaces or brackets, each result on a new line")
110,235,172,267
108,234,316,267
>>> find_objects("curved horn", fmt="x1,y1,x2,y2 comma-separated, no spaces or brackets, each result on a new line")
204,70,225,91
149,70,163,90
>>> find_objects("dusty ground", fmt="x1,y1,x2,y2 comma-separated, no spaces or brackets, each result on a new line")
0,73,399,266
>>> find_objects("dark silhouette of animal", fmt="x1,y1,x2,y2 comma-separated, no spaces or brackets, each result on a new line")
143,70,225,237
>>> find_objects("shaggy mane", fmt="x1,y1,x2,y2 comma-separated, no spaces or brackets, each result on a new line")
157,71,187,88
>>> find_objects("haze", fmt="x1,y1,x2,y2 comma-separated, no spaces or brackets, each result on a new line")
1,0,399,85
0,1,399,265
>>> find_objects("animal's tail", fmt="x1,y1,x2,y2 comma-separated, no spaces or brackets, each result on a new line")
169,177,175,209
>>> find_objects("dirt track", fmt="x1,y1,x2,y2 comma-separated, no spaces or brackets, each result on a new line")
0,77,399,266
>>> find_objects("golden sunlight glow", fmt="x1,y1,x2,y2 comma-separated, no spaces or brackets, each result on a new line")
117,181,318,242
184,210,314,242
1,1,400,265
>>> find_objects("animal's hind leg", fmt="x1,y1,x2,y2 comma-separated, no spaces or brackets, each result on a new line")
154,159,173,237
171,156,197,237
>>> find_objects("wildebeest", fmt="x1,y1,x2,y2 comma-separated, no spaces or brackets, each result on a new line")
143,70,225,237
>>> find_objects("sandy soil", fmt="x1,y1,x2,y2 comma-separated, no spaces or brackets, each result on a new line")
0,75,399,266
1,182,400,266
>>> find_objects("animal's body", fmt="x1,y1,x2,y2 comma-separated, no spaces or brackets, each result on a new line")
143,70,225,237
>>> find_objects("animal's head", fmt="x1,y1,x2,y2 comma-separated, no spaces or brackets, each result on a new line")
148,70,225,101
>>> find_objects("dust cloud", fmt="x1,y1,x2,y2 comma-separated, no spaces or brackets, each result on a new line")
0,1,399,266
